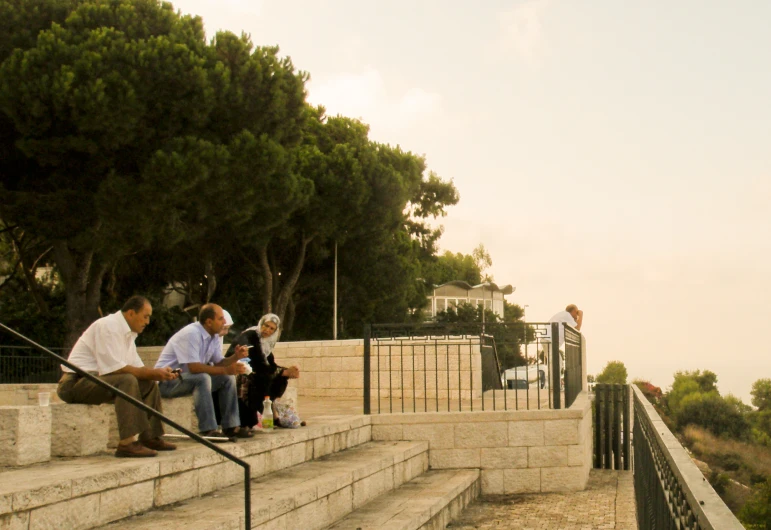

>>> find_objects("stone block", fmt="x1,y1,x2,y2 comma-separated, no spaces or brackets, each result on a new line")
528,446,567,468
0,406,51,466
481,469,504,494
371,424,403,442
543,419,579,445
98,481,154,525
429,448,480,469
28,493,101,530
480,447,528,469
327,485,353,522
51,403,109,456
286,497,329,530
316,373,331,389
154,469,199,506
455,421,507,448
0,512,28,530
403,423,454,449
321,357,342,372
503,468,541,494
568,444,587,467
508,420,544,447
540,466,588,492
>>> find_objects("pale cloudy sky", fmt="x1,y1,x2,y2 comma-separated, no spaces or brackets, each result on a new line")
172,0,771,402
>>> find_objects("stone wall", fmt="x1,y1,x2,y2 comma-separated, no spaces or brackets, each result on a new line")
370,392,593,495
0,384,61,406
140,339,483,401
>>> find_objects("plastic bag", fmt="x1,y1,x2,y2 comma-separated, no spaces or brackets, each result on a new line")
273,401,302,428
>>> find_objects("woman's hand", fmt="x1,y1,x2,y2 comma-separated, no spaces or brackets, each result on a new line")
283,366,300,379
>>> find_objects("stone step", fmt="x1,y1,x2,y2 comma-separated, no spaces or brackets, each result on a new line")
327,469,479,530
0,415,371,530
96,440,429,530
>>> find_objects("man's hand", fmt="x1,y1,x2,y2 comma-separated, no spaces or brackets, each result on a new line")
283,366,300,379
225,362,247,376
233,344,250,360
153,367,178,381
577,309,583,317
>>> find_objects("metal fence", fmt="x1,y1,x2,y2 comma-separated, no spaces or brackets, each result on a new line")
363,321,583,414
593,383,631,470
0,345,66,383
632,384,744,530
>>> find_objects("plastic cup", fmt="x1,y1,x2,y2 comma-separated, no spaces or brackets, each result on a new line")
38,392,50,406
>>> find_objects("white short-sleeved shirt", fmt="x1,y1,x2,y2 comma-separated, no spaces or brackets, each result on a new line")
63,311,144,375
545,310,578,347
155,322,223,373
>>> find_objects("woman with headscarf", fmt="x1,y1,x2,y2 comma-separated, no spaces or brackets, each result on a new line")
225,313,300,428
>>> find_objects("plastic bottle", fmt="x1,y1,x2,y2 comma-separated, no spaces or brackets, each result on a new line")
262,396,274,430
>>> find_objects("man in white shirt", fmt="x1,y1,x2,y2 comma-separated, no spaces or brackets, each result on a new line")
540,304,584,387
57,296,179,458
155,303,252,438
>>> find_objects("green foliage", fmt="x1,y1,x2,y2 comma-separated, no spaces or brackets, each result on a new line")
666,370,719,416
751,379,771,411
0,278,67,347
596,361,628,385
709,471,731,495
0,0,460,346
740,478,771,529
676,393,750,439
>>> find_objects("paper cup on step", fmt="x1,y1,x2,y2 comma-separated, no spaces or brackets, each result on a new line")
38,392,50,406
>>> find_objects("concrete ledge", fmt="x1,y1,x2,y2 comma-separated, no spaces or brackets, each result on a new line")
0,415,372,528
80,440,427,530
0,406,51,466
327,469,480,530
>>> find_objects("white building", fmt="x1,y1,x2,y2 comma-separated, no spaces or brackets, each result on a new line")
426,281,515,319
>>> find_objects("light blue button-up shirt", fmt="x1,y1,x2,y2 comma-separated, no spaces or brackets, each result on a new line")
155,322,224,372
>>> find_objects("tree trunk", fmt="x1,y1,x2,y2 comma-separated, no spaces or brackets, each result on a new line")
258,244,272,314
9,232,49,316
284,295,296,334
204,258,216,303
274,234,314,322
52,241,108,350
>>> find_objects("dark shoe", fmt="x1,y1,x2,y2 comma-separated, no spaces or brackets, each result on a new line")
224,427,254,438
115,441,157,458
141,437,177,451
199,430,226,438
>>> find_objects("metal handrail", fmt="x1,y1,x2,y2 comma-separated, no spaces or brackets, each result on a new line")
631,384,743,529
0,323,251,528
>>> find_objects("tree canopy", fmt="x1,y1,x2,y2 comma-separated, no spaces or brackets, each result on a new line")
595,361,628,385
0,0,460,345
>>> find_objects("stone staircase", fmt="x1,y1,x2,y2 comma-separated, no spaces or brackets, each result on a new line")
0,410,480,530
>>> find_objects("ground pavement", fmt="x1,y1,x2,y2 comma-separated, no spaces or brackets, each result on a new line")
302,398,638,530
446,469,637,530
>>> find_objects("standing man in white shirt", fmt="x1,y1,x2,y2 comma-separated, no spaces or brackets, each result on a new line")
155,303,252,438
57,296,179,458
540,304,584,386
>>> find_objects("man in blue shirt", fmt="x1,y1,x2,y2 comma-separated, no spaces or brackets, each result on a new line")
156,303,252,438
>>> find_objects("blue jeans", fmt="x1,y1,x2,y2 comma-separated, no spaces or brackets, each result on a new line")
159,373,240,432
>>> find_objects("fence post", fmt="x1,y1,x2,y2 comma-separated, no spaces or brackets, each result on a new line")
550,323,561,409
623,384,631,470
363,324,371,415
594,384,601,467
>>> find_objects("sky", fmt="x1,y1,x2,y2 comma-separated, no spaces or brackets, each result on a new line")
171,0,771,402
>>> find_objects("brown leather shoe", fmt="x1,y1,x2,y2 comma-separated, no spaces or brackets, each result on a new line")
115,441,157,458
141,437,177,451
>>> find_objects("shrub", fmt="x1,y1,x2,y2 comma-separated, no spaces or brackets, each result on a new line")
677,393,750,440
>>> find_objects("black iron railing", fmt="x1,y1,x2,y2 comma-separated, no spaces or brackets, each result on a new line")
593,383,631,470
632,384,744,530
0,345,66,383
363,321,583,413
0,323,252,528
